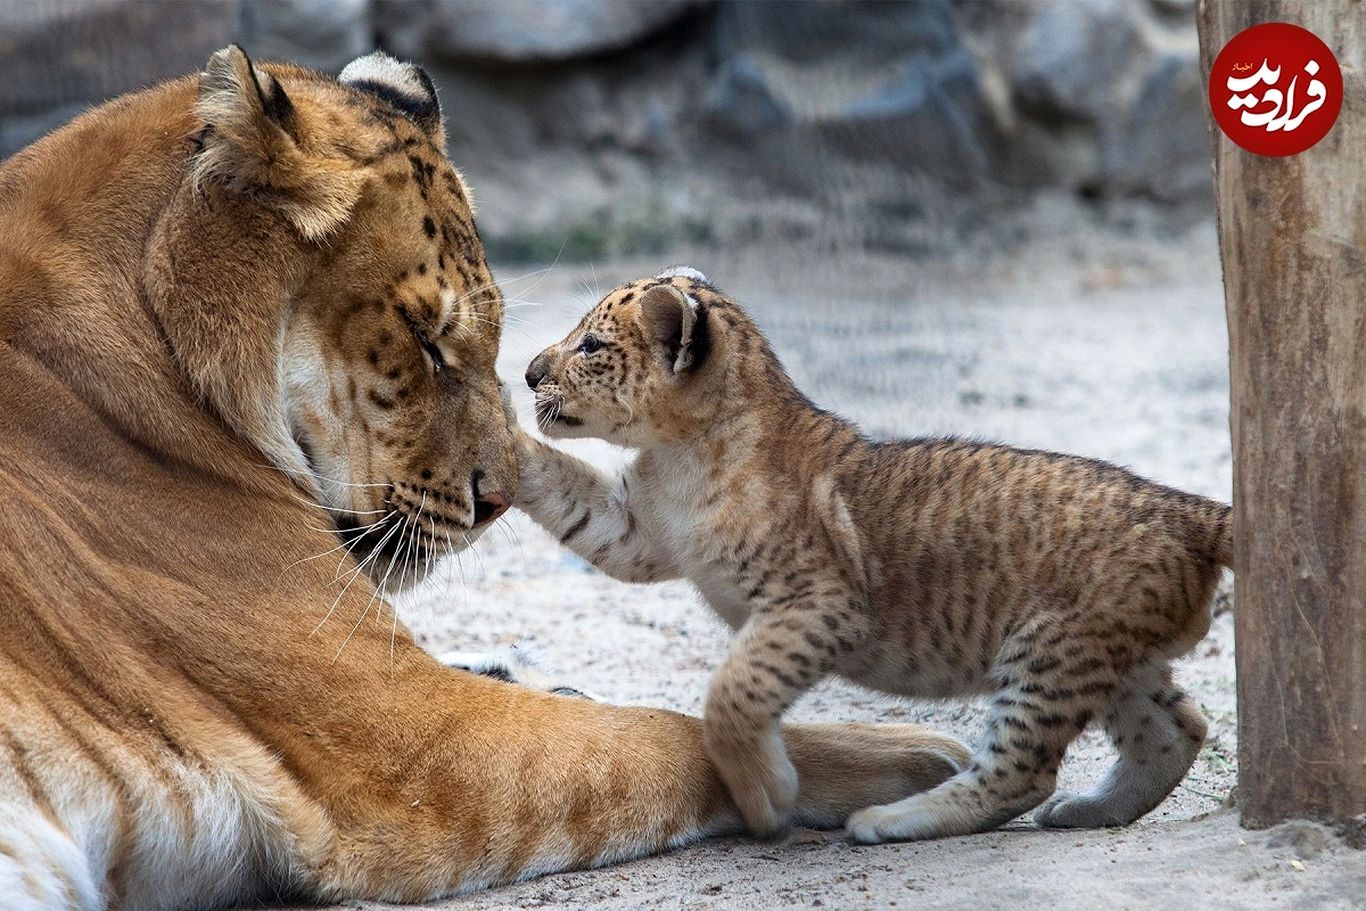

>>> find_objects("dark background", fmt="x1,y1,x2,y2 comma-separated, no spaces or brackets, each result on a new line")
0,0,1211,261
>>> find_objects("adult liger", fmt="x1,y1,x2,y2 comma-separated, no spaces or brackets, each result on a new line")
0,49,965,910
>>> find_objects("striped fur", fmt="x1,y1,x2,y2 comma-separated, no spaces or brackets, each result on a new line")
0,51,965,909
515,271,1234,841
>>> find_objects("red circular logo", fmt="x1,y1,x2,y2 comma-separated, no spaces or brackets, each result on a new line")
1208,22,1342,157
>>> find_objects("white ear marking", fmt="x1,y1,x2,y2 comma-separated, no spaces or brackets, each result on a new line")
653,265,710,284
339,51,428,98
339,52,442,133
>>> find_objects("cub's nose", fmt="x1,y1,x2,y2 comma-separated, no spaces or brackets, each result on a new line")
525,351,551,390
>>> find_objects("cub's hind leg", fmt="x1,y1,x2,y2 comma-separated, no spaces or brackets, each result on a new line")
848,622,1119,843
1034,662,1206,828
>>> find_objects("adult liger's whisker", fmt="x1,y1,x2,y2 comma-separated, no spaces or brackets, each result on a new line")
387,516,423,678
277,532,368,580
263,464,391,489
333,514,394,579
334,515,410,663
494,515,530,575
447,261,557,313
489,237,566,306
441,526,467,617
313,516,402,636
288,492,386,517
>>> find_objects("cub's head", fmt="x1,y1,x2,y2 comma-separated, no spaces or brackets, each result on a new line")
147,46,516,585
525,267,725,447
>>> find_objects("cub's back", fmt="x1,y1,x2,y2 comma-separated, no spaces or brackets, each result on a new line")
839,437,1229,604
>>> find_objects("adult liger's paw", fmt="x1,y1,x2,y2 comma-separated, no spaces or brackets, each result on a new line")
705,725,798,837
439,643,601,700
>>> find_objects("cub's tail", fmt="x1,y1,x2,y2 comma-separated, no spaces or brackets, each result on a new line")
1211,504,1234,569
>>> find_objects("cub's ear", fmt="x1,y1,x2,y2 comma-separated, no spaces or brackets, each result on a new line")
193,45,364,240
339,52,444,147
637,283,710,375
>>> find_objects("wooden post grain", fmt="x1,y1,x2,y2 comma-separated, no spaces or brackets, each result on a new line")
1197,0,1366,828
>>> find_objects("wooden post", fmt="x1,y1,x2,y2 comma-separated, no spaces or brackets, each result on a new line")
1197,0,1366,828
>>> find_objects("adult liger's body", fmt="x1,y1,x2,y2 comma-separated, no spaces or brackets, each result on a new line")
0,48,965,910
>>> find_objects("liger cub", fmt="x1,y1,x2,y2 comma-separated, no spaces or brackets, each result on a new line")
513,266,1232,843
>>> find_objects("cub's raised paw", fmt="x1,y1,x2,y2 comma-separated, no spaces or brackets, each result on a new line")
705,725,798,837
438,642,601,701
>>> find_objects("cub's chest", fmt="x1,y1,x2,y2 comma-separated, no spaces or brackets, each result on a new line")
633,462,764,630
633,469,725,559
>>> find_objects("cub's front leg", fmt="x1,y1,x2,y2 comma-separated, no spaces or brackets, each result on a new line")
704,596,871,835
512,430,678,583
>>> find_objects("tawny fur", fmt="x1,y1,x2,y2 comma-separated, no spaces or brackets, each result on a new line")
0,52,966,910
515,270,1233,842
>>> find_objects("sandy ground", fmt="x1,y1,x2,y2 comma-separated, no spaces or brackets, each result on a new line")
320,228,1366,909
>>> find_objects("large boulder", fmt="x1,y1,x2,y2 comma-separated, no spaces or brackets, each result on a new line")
1100,51,1210,203
957,0,1208,202
1009,0,1143,124
701,1,998,187
827,48,997,187
0,0,236,118
699,57,793,140
712,0,960,63
238,0,371,73
376,0,706,63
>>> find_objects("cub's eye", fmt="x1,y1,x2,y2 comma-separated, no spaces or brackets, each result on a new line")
577,334,603,355
415,331,445,374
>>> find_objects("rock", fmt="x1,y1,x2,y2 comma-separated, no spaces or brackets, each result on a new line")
1266,821,1332,860
376,0,705,64
826,48,995,186
1150,0,1196,15
714,0,958,63
0,0,235,121
1336,815,1366,849
238,0,371,73
700,57,793,139
708,1,997,187
1100,52,1210,203
622,98,677,158
1010,0,1143,123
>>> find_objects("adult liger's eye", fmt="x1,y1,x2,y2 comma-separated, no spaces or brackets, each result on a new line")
416,332,445,373
577,334,603,355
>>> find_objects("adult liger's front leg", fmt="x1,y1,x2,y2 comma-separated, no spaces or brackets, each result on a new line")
704,601,871,836
307,664,967,902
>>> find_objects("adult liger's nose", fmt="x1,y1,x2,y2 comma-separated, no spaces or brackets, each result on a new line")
525,352,551,390
473,491,510,527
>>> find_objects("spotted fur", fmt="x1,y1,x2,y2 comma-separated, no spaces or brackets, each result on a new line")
515,268,1233,841
0,52,967,909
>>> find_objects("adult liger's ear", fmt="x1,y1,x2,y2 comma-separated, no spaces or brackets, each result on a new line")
637,284,710,375
339,51,445,148
193,45,364,240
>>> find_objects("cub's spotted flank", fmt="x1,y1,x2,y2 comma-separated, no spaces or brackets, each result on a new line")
513,267,1233,843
